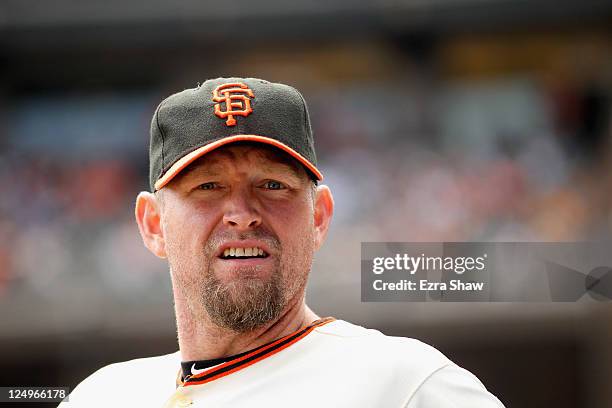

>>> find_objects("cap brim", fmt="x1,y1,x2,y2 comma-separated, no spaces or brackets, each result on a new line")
154,135,323,191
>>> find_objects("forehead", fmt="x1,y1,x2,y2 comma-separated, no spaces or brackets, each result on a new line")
178,142,308,178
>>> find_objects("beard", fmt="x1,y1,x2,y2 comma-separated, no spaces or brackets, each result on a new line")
201,261,285,333
171,228,311,333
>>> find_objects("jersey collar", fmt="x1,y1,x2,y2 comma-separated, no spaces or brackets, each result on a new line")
177,317,335,388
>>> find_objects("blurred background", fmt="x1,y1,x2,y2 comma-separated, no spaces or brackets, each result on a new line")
1,0,612,407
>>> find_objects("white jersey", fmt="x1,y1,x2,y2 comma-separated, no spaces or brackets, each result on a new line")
60,318,505,407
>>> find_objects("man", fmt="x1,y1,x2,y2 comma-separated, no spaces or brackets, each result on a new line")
61,78,505,407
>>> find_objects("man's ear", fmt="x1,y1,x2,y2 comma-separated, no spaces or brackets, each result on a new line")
135,191,167,258
313,185,334,251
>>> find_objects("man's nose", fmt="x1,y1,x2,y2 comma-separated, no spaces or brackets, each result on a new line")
222,188,262,229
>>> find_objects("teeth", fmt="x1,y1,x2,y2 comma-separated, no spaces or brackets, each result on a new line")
223,246,266,258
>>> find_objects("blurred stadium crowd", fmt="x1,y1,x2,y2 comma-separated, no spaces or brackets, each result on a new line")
1,2,611,406
0,59,610,303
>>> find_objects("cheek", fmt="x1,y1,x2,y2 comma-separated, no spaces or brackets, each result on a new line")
162,202,218,258
275,205,315,297
271,200,315,256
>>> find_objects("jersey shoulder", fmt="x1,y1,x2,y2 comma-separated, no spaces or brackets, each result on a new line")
312,320,504,407
315,319,450,358
59,351,180,407
313,319,452,373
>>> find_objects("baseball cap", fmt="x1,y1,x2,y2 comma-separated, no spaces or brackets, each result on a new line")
149,77,323,191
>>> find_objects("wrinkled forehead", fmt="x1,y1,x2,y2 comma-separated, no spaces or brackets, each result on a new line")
178,142,308,180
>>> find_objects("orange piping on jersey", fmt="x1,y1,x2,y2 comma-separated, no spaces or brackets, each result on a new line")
185,319,329,386
179,317,335,387
154,135,323,191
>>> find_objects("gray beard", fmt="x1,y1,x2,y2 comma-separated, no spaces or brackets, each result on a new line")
171,228,310,333
200,263,285,333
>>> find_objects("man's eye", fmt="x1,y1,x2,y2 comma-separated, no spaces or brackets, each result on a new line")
264,181,284,190
198,182,217,190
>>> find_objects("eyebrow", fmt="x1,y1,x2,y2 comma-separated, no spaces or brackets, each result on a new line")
179,162,224,179
250,148,304,178
178,152,303,181
259,162,302,179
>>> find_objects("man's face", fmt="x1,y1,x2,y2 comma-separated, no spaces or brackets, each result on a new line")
157,144,317,332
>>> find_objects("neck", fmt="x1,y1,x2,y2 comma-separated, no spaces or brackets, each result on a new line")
175,290,320,361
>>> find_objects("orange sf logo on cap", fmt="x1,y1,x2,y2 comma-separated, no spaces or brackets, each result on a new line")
212,83,254,126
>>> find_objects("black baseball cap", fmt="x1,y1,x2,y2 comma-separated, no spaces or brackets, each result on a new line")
149,77,323,191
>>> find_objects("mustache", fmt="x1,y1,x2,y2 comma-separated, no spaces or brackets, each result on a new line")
205,227,281,254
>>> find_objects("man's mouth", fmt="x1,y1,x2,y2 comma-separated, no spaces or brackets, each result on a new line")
220,247,269,260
